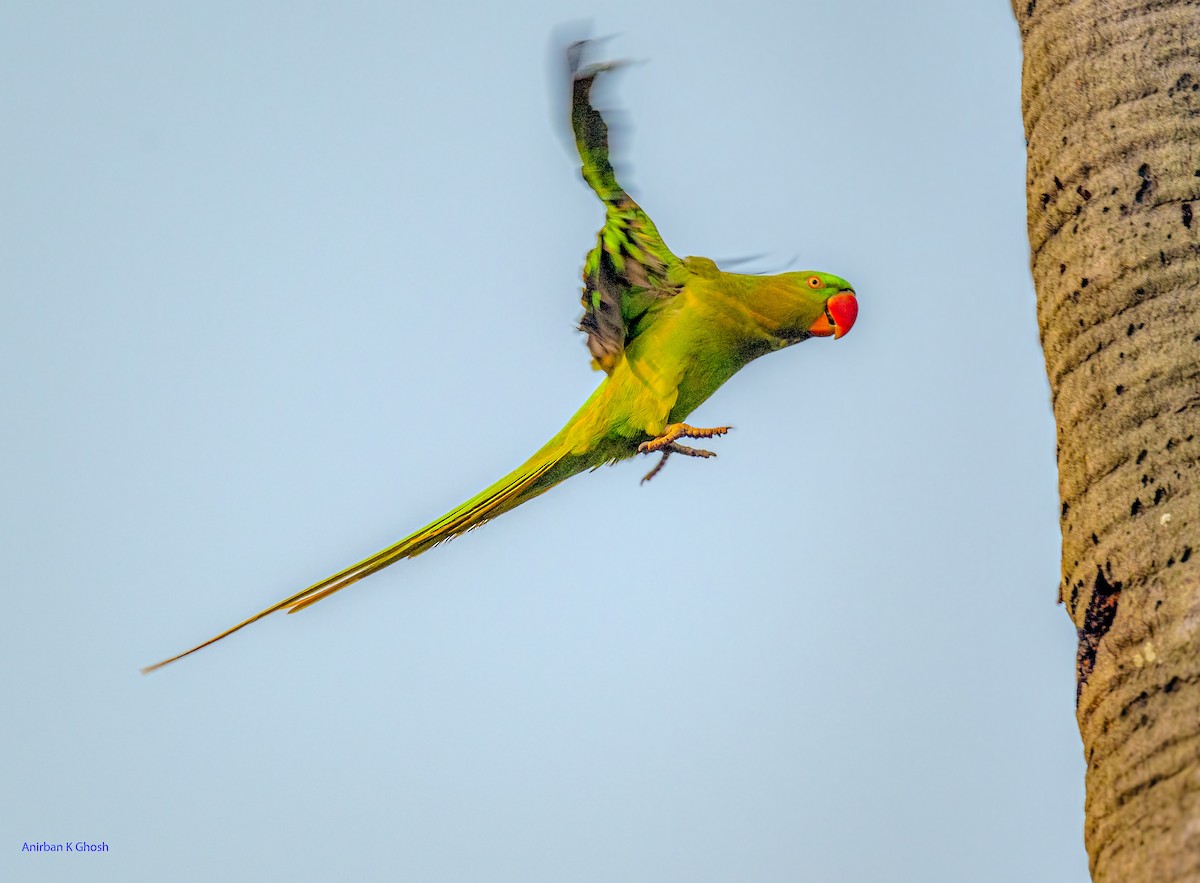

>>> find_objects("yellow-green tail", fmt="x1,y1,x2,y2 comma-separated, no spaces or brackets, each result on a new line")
142,444,573,673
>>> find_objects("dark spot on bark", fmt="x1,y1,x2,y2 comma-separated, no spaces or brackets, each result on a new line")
1169,73,1194,96
1182,547,1193,563
1153,486,1166,504
1059,262,1066,274
1027,0,1036,14
1137,449,1147,464
1113,773,1161,805
1135,164,1152,203
1041,193,1051,209
1131,499,1143,516
1116,384,1125,395
1167,438,1176,450
1120,690,1150,719
1077,567,1122,700
1054,176,1064,190
1061,501,1070,518
1183,203,1193,229
1165,676,1180,693
1092,533,1100,545
1167,556,1175,567
1081,278,1089,287
1103,206,1111,213
1076,184,1092,200
1160,250,1169,265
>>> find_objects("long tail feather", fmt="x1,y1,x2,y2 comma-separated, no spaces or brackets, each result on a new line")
142,447,571,673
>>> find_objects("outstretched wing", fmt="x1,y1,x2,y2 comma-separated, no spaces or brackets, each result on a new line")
569,43,682,373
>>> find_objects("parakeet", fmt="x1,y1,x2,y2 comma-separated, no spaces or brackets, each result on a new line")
143,43,858,672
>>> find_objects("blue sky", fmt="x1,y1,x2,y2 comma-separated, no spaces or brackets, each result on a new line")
3,2,1088,880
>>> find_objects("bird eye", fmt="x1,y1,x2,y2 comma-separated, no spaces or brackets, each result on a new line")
806,275,823,289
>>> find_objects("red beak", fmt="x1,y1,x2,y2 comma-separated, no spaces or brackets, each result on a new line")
807,290,858,339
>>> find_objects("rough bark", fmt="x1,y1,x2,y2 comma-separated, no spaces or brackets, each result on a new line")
1011,0,1200,879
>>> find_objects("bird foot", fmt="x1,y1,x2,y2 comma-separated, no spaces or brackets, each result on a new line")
638,423,731,455
639,442,720,484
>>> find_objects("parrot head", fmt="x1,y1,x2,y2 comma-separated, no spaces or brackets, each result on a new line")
785,271,857,340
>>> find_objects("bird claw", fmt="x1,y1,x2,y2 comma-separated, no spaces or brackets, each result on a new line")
638,423,732,455
639,441,719,484
640,451,671,484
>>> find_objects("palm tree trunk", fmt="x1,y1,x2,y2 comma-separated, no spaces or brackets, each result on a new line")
1011,0,1200,878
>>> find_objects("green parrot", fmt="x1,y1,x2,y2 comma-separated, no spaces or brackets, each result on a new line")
143,44,857,673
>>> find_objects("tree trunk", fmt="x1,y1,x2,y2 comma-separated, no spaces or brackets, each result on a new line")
1011,0,1200,878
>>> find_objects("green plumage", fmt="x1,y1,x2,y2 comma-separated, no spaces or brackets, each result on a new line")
143,43,857,672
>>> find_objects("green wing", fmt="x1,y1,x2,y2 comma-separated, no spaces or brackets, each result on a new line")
570,43,682,373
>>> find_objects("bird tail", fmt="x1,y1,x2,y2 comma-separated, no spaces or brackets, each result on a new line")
141,442,575,673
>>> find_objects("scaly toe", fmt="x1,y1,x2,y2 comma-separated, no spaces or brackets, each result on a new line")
640,452,670,484
669,443,716,459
